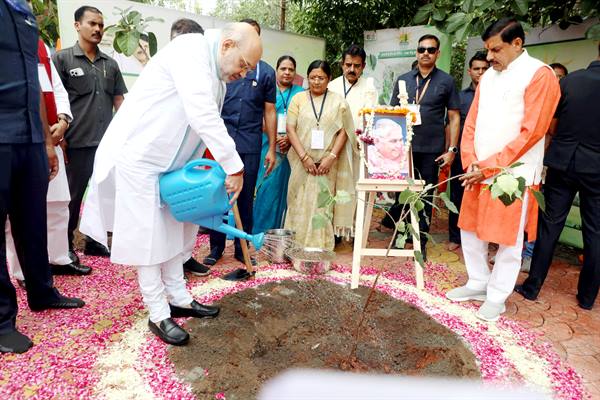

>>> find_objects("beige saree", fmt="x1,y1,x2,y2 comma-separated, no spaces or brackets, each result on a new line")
284,90,358,250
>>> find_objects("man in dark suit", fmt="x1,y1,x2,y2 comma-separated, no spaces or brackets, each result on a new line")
515,44,600,310
0,0,84,354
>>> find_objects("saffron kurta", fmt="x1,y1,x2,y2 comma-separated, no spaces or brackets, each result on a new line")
79,32,243,266
458,50,560,246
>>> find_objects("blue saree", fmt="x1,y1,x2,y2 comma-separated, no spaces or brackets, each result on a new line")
252,84,304,233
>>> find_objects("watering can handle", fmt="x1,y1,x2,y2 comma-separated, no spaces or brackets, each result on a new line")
183,158,226,180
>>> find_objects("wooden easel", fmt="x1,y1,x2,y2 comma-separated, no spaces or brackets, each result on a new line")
351,145,425,289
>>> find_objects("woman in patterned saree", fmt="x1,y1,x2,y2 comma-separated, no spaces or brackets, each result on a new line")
284,60,358,250
253,56,304,233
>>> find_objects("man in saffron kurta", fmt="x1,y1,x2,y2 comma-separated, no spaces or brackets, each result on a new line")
446,18,560,322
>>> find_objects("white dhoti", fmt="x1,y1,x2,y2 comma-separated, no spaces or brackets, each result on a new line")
461,192,529,303
6,146,71,280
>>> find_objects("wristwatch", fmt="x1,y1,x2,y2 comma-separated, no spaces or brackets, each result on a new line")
448,146,458,154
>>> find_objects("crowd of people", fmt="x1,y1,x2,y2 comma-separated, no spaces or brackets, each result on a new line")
1,0,599,352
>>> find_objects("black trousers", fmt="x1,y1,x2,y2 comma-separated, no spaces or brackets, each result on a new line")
522,165,600,307
0,144,60,334
66,146,97,249
209,153,261,257
448,153,464,244
412,152,440,245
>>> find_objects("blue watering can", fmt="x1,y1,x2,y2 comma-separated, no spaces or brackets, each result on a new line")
159,159,265,251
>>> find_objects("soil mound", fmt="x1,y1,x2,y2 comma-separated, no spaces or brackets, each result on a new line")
170,280,480,399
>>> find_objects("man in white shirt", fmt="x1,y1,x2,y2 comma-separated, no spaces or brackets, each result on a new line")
328,44,368,129
80,23,262,345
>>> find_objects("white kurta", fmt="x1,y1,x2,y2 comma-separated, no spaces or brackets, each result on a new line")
79,32,244,266
328,75,368,130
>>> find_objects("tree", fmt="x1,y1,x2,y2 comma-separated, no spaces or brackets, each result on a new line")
413,0,600,41
289,0,421,75
32,0,59,46
211,0,298,31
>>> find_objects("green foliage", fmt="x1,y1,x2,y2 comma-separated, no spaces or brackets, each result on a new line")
413,0,600,41
212,0,297,30
105,7,163,57
289,0,421,77
31,0,59,47
531,189,546,213
311,213,329,229
440,191,458,214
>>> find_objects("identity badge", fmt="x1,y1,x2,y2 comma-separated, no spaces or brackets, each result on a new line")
69,67,85,77
311,129,325,150
407,104,422,126
277,113,287,133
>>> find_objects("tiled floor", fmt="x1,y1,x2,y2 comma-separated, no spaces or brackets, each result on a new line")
331,208,600,398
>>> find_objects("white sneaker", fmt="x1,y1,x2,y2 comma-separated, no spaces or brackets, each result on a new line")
475,300,506,322
446,286,487,302
521,256,531,273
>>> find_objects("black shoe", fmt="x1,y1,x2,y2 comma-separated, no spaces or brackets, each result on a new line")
30,294,85,311
183,258,210,276
576,294,594,310
51,262,92,276
514,284,539,301
68,250,80,265
202,249,223,266
234,254,257,266
148,318,189,345
0,330,33,354
170,300,220,318
84,240,110,257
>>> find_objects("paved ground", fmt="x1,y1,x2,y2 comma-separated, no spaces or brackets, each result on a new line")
322,207,600,399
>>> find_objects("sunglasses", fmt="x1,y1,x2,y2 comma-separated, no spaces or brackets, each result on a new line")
417,46,438,54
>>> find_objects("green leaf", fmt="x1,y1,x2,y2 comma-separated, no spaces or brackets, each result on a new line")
509,161,524,168
586,23,600,39
513,0,528,16
531,189,546,213
432,7,446,22
395,234,407,249
413,6,431,24
398,189,413,204
317,176,330,192
413,199,425,212
462,0,475,13
148,32,158,56
446,12,467,33
116,30,140,56
334,190,351,205
414,250,425,268
395,221,406,233
454,22,470,41
440,191,459,214
475,0,494,8
113,36,123,54
126,10,142,25
422,231,436,244
490,182,504,199
317,190,330,208
499,193,516,206
517,176,526,198
311,214,329,230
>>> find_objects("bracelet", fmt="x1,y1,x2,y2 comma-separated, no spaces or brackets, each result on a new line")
300,153,309,162
329,152,337,159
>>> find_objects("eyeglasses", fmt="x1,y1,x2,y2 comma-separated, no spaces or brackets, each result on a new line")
308,76,327,82
236,45,253,72
417,46,438,54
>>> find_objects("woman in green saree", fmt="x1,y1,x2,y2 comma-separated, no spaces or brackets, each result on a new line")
284,60,358,250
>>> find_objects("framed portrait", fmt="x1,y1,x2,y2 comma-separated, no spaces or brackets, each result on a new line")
364,113,412,180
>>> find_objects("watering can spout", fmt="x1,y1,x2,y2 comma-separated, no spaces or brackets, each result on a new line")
195,216,265,250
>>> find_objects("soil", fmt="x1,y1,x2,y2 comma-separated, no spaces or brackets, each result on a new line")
169,280,480,399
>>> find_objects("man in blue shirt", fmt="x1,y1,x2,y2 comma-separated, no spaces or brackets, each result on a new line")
448,51,488,251
389,34,461,258
0,0,84,354
204,19,276,268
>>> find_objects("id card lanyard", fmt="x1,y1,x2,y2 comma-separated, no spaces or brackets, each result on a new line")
309,89,328,149
277,85,293,134
415,75,431,105
342,77,356,98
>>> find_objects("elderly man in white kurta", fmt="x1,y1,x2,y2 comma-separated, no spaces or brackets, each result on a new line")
80,23,263,345
6,41,91,282
446,18,560,322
